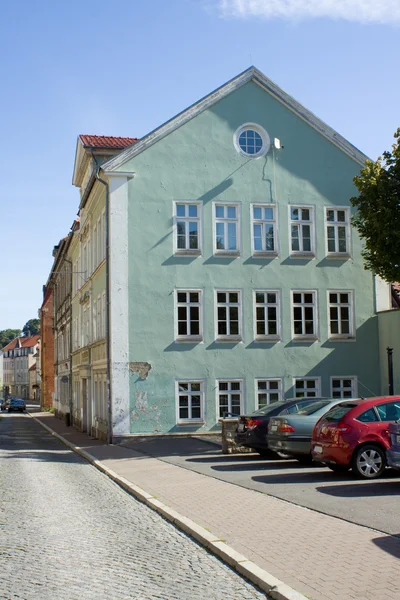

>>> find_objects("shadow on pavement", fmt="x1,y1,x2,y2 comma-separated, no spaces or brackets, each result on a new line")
208,459,309,472
372,535,400,557
316,478,400,498
251,469,353,485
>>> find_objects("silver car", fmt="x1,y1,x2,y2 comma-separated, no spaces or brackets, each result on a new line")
267,398,358,463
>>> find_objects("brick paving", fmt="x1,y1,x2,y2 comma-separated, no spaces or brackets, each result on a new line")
32,413,400,600
0,414,266,600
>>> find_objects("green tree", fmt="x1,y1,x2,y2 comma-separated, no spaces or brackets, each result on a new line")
22,319,40,336
350,128,400,283
0,329,22,349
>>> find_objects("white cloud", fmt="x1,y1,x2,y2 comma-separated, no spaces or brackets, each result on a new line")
217,0,400,24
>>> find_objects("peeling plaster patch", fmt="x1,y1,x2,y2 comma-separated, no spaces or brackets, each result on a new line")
129,362,152,379
135,391,148,412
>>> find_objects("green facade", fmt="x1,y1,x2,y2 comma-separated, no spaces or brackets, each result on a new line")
114,80,381,434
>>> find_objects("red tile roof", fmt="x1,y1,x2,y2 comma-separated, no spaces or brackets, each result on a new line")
22,334,40,348
79,134,138,149
2,335,40,351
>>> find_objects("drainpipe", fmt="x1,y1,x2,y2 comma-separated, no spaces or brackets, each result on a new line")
90,151,112,445
64,257,73,425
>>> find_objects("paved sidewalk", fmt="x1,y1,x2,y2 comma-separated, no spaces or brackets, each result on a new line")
32,413,400,600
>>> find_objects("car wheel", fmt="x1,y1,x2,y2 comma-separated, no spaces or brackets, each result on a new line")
327,464,350,473
351,444,386,479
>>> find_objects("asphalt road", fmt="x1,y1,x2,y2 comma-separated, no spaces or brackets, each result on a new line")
122,436,400,536
0,412,266,600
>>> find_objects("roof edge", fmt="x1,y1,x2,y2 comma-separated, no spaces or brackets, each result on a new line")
102,65,369,173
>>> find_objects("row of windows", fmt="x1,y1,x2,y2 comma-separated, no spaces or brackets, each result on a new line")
175,289,354,342
176,377,358,422
72,292,106,351
174,203,350,258
72,211,106,296
3,348,34,358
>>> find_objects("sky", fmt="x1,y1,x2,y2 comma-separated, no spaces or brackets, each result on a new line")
0,0,399,330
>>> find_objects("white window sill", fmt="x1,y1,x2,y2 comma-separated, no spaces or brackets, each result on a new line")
290,252,315,259
175,336,203,344
252,251,279,258
174,249,201,256
326,253,351,260
292,336,318,342
177,420,205,426
216,336,242,343
214,251,240,257
255,336,281,342
328,336,356,342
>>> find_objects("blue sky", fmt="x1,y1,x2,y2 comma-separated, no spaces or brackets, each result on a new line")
0,0,399,330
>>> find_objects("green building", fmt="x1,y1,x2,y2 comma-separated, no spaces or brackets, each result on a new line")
70,67,390,440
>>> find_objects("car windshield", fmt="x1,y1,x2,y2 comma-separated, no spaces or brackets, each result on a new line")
323,404,357,422
297,400,332,415
251,401,287,416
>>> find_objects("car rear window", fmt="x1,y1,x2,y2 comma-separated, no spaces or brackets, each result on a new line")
297,400,332,415
323,404,358,422
252,401,286,416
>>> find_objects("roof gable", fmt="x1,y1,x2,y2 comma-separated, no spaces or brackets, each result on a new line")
102,66,368,174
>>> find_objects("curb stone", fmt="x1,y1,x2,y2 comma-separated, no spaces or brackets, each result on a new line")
30,413,309,600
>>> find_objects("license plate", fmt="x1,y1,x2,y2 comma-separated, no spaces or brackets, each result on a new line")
313,445,323,454
237,424,245,432
270,425,278,432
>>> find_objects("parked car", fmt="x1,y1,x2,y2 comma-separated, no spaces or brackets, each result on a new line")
312,396,400,478
267,399,350,463
236,397,328,456
7,397,26,413
387,421,400,471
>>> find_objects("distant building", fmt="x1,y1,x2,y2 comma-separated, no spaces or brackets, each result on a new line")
0,349,3,396
2,335,41,399
39,286,55,409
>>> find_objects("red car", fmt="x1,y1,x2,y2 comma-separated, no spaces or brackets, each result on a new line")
311,396,400,479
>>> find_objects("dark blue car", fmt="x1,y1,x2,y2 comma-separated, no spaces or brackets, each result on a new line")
7,397,26,413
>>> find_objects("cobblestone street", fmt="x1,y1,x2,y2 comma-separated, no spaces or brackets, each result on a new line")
0,413,266,600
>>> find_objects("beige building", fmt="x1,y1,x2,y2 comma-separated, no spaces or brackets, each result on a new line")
2,335,40,399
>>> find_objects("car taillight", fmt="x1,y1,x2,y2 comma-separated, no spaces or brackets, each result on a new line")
336,425,352,433
245,418,263,429
279,423,295,433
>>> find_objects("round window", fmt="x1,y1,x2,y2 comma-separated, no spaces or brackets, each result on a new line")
234,123,270,158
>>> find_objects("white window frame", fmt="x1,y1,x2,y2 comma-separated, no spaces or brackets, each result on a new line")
291,290,318,340
251,204,278,256
101,210,106,261
173,201,202,255
213,202,241,256
92,299,97,342
330,376,358,399
93,222,98,271
293,377,322,398
175,379,205,424
216,379,244,418
233,123,270,158
289,205,315,256
215,289,242,341
101,292,106,338
255,378,283,409
325,207,351,257
253,290,281,341
327,290,355,340
174,289,203,342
